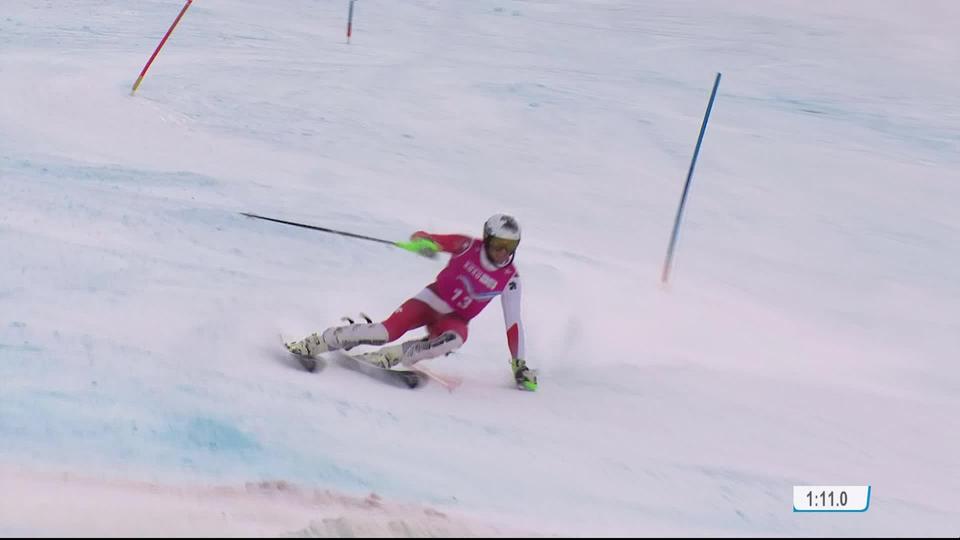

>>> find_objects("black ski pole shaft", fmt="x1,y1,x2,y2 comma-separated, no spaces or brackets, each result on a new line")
240,212,396,246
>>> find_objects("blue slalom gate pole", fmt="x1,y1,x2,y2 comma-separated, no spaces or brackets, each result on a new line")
661,72,722,284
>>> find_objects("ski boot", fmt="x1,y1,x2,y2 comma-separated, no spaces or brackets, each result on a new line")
353,345,404,369
284,330,332,358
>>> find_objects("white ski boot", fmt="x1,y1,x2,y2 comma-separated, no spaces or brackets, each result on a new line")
354,345,404,369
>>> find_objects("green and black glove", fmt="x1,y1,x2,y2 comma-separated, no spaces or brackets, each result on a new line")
511,358,538,391
395,237,441,258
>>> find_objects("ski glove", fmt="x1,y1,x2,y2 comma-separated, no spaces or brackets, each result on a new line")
511,358,538,392
395,237,441,258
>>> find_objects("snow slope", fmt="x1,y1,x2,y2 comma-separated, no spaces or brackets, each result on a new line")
1,0,958,535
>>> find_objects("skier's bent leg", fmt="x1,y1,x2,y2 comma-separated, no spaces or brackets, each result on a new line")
381,298,439,341
286,297,439,357
323,323,391,350
356,331,464,368
427,313,469,342
286,323,389,357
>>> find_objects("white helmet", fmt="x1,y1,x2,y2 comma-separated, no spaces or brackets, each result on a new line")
483,214,521,242
482,214,521,266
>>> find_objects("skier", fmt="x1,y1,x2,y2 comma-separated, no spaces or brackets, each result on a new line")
285,214,538,391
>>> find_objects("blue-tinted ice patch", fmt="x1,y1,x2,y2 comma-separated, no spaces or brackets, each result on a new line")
163,416,260,453
0,339,420,499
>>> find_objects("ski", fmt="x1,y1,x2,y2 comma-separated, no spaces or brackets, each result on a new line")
331,350,425,389
283,338,423,389
296,354,322,373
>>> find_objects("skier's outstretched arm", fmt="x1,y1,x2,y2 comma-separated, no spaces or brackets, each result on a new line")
411,231,472,254
502,274,537,391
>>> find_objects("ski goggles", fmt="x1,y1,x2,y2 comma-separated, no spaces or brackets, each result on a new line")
487,237,520,254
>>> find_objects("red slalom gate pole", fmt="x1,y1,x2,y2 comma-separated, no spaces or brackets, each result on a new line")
131,0,194,95
346,0,356,43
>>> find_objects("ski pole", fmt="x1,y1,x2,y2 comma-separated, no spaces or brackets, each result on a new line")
240,212,439,256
